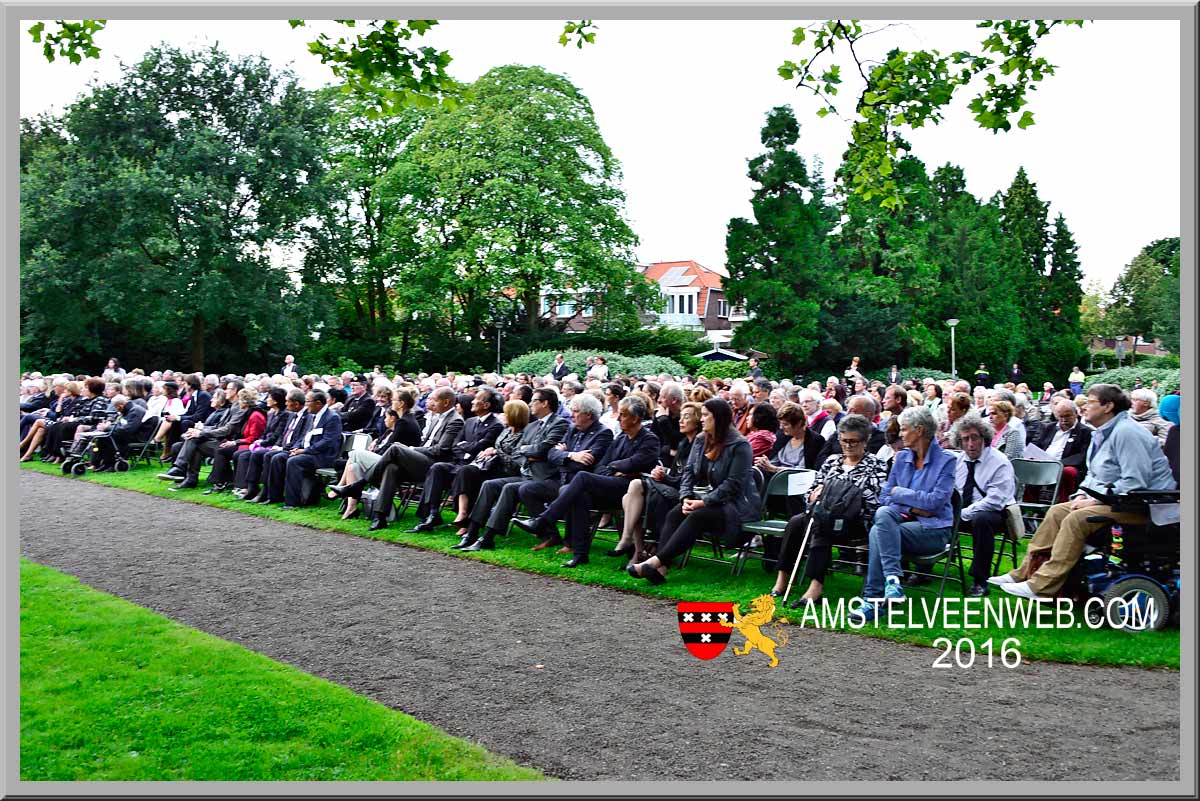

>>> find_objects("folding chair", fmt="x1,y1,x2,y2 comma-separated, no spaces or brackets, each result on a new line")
900,489,966,599
734,468,814,576
315,432,370,485
124,414,161,467
1011,458,1063,530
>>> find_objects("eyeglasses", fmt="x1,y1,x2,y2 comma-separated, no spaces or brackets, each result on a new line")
838,437,863,446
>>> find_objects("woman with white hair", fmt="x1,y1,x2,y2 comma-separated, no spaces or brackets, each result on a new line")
1130,388,1171,445
852,405,957,622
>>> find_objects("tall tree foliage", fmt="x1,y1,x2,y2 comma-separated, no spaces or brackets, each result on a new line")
385,65,656,354
724,106,835,373
1108,237,1180,356
21,46,327,372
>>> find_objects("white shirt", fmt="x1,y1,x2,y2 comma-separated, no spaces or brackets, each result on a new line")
1045,425,1072,461
303,407,327,449
955,446,1016,520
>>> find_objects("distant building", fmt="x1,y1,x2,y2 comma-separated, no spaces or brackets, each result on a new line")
538,259,748,345
1089,336,1169,357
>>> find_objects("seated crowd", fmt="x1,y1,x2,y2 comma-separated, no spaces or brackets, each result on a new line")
18,355,1181,610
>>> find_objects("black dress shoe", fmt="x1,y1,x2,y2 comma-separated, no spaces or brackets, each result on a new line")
463,535,495,551
368,515,389,532
512,517,549,537
406,515,440,534
157,471,186,481
852,563,868,577
330,479,368,500
604,544,635,558
561,556,589,569
966,583,990,597
788,596,823,610
450,533,477,550
169,480,198,491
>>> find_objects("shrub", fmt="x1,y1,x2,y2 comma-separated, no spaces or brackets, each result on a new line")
502,349,686,380
1083,368,1180,395
1086,350,1178,370
690,360,758,381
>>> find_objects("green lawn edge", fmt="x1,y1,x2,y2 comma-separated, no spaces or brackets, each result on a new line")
19,460,1179,669
20,557,545,782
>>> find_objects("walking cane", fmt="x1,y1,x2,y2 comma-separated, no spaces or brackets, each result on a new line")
782,494,822,606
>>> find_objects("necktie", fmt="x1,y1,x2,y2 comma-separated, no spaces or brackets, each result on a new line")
283,414,298,444
963,460,978,507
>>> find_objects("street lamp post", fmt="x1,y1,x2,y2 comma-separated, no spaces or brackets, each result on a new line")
946,318,960,378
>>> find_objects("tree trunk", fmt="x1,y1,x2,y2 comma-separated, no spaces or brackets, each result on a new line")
191,314,205,372
525,288,539,333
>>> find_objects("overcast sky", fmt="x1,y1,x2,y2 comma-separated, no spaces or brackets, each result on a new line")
20,17,1182,288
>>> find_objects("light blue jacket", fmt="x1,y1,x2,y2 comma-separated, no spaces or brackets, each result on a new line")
1080,411,1176,495
880,439,957,530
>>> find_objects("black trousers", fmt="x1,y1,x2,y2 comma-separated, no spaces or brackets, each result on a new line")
367,444,437,515
450,462,509,512
773,513,868,582
232,449,255,489
961,509,1005,583
417,461,464,518
207,442,241,485
655,504,733,564
466,476,560,538
535,473,635,559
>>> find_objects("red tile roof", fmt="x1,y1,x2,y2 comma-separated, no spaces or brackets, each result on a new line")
642,260,725,317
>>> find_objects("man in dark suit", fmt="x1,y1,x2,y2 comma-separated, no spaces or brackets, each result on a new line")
357,386,465,531
1008,363,1024,385
166,384,251,490
408,387,505,531
339,375,376,433
91,394,148,468
887,365,901,386
514,395,660,567
651,382,685,464
246,390,309,504
460,388,569,551
176,375,212,435
551,353,570,381
1034,398,1093,500
281,390,344,509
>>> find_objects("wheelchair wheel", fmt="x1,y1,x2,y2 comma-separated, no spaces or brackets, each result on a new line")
70,461,88,476
1101,578,1170,632
60,459,76,475
114,459,130,473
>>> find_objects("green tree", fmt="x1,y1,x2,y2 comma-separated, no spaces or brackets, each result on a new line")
385,65,656,349
1109,241,1178,360
298,85,431,369
1039,212,1088,376
921,163,1025,373
21,45,327,372
779,19,1086,208
1145,237,1181,353
1080,279,1116,344
723,106,836,372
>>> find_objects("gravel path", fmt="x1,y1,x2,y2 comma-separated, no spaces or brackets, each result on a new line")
20,470,1180,781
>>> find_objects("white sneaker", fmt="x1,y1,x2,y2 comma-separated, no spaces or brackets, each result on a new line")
987,574,1016,586
1000,580,1046,601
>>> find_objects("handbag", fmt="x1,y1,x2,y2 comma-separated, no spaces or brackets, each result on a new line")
1003,502,1025,542
346,487,397,523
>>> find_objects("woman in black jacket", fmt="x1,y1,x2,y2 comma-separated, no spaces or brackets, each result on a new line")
609,400,701,566
39,378,107,464
627,398,762,585
230,386,290,498
448,398,531,543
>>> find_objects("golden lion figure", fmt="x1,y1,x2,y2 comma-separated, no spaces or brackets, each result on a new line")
719,594,789,668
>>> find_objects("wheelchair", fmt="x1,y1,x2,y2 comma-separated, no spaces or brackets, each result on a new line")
1061,484,1181,632
59,419,131,477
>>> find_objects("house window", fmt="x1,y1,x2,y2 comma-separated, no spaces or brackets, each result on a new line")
686,294,694,315
582,299,595,317
556,298,576,317
667,295,676,314
716,298,729,318
541,295,552,315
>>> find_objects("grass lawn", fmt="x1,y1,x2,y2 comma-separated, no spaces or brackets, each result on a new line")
20,460,1179,669
19,558,545,781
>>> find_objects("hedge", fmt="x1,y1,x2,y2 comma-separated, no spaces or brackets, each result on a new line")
1083,368,1181,395
502,349,685,380
1087,350,1179,370
864,367,957,385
